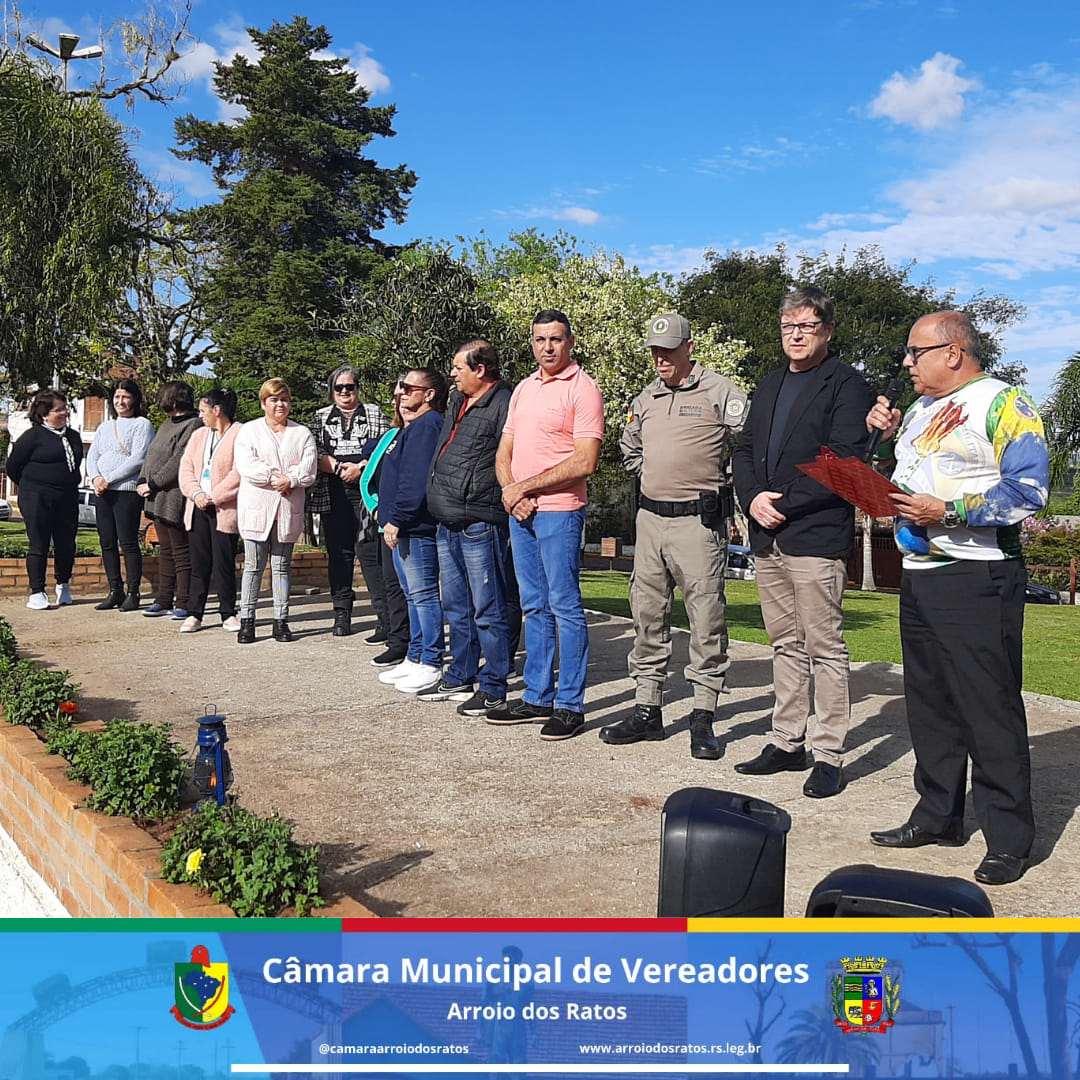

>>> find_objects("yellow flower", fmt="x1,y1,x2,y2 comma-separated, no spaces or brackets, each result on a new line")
185,849,204,876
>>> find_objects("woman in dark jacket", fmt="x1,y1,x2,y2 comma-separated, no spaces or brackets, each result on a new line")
136,381,202,616
376,369,448,695
7,391,83,610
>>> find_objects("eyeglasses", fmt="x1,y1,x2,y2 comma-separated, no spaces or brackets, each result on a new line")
397,381,427,394
904,343,955,361
780,321,824,336
333,383,357,393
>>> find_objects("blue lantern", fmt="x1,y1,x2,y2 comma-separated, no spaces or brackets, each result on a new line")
190,706,233,807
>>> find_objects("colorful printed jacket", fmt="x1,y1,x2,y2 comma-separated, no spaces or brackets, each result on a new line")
892,375,1049,568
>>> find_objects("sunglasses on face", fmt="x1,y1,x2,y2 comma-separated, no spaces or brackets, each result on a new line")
397,381,427,394
334,383,357,393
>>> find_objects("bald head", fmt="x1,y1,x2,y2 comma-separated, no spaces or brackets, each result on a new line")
905,311,984,398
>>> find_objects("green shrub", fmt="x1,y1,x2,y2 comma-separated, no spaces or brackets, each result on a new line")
54,718,186,819
161,803,324,917
1022,520,1080,590
0,660,80,729
0,615,17,661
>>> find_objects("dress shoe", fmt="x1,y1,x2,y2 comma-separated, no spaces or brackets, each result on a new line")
870,822,965,848
974,852,1027,886
237,618,256,644
599,704,663,745
688,708,720,760
95,589,125,611
734,743,807,775
540,709,585,741
332,610,351,637
272,619,295,642
803,762,844,798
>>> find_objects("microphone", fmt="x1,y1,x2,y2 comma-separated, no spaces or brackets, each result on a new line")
865,376,905,462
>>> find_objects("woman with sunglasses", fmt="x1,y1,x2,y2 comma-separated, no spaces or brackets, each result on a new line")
376,369,449,695
307,366,392,638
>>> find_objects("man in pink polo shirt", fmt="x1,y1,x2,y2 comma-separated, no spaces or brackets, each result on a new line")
487,309,605,740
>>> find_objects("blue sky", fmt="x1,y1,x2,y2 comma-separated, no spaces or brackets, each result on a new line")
18,0,1080,404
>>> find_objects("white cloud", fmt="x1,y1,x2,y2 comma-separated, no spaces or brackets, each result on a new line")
338,42,391,96
776,71,1080,278
553,206,601,226
870,52,979,130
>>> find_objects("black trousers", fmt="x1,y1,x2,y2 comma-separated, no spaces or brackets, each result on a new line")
96,489,144,592
900,558,1034,857
154,519,191,608
322,483,387,628
20,486,77,593
380,533,410,653
503,528,522,657
187,505,239,620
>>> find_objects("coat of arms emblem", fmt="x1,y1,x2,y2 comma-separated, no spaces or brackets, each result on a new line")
831,956,900,1034
170,944,236,1030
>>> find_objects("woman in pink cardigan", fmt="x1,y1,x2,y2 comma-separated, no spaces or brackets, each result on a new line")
233,378,317,643
178,389,242,633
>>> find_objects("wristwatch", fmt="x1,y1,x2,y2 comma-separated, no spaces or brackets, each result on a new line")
940,504,962,529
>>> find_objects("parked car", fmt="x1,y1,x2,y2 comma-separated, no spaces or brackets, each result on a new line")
1025,580,1062,605
726,544,756,581
0,498,11,522
77,489,98,527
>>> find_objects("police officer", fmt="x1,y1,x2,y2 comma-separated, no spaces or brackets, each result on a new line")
600,313,748,758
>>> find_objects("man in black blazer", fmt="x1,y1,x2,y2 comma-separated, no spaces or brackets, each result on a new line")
731,287,874,798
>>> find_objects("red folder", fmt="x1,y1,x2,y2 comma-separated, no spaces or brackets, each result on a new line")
796,447,902,518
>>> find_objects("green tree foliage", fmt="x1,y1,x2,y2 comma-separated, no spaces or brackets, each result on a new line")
0,53,142,393
173,17,416,410
678,244,1025,399
336,244,502,408
1040,348,1080,494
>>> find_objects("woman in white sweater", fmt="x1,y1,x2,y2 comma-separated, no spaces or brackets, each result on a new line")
85,379,154,610
233,378,317,643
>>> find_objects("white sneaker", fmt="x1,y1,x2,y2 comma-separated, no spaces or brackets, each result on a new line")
26,592,49,610
55,583,72,605
179,616,203,633
378,659,419,685
221,616,242,632
395,663,442,694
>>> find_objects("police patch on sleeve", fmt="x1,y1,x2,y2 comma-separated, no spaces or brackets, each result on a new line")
726,398,745,419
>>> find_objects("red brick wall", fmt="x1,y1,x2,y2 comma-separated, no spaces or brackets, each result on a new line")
0,551,336,598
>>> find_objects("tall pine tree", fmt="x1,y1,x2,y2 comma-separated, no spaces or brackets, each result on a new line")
173,17,416,407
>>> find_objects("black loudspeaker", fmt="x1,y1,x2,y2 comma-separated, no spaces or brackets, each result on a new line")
806,864,994,917
658,788,791,917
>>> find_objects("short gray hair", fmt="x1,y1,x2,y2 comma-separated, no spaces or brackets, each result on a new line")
780,287,835,326
325,364,362,403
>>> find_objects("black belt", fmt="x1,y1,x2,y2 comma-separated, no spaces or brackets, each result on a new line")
639,495,701,517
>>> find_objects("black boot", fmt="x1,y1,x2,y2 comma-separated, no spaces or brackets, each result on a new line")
332,609,351,637
118,591,140,612
237,618,256,644
95,588,124,611
272,619,295,642
598,704,664,745
689,708,721,760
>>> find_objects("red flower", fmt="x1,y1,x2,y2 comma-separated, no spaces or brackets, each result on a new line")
59,701,79,715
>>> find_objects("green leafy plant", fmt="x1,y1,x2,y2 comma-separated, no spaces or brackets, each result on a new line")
0,660,80,729
161,803,324,917
0,615,17,661
53,718,186,819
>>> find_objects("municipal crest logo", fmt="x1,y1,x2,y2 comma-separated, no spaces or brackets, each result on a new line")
831,956,899,1034
171,945,236,1030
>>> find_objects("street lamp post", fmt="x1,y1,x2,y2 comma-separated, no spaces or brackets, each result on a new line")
25,30,103,91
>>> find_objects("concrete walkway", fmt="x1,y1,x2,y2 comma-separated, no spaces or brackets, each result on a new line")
2,591,1079,919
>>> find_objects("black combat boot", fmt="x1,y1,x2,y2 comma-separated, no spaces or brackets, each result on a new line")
688,708,721,760
272,619,295,642
237,618,256,644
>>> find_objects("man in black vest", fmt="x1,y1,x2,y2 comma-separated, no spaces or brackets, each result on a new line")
731,287,873,798
424,340,514,716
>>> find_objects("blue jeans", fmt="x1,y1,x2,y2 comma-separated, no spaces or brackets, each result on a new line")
437,522,511,697
393,533,444,667
509,509,588,712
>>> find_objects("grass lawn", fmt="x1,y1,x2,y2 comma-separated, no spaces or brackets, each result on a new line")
0,520,102,557
580,570,1080,702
